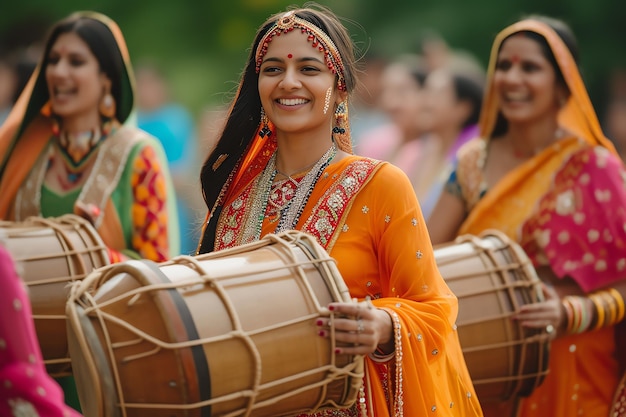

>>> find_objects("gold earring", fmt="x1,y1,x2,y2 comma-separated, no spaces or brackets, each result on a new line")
40,100,60,135
333,101,352,153
259,107,272,138
323,87,332,114
99,88,116,119
41,100,52,117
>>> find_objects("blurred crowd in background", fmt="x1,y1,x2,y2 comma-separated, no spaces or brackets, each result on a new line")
2,4,626,254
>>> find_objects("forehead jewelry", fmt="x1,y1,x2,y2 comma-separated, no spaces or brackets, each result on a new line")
255,10,347,91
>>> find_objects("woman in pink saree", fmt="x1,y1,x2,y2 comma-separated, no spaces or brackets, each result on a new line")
0,243,81,417
428,16,626,417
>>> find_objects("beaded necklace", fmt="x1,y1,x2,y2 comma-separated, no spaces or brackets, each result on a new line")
240,143,336,243
56,127,106,168
275,143,336,233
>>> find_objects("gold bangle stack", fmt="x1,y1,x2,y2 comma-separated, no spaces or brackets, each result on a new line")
564,288,625,334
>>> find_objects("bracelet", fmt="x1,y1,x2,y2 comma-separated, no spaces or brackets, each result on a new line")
368,349,395,363
600,290,618,325
562,297,575,333
562,295,593,334
586,288,626,331
608,288,625,323
589,292,606,330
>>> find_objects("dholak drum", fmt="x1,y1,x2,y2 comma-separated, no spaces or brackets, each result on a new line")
433,230,551,403
66,230,364,417
0,214,109,377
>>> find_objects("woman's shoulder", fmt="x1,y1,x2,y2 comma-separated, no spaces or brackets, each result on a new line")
341,155,415,191
102,126,169,176
112,125,168,156
342,154,394,172
566,143,626,175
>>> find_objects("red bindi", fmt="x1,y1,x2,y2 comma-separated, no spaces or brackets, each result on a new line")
511,55,520,63
287,53,293,59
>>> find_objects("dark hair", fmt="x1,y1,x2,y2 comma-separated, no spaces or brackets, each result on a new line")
199,3,358,252
515,16,579,85
452,71,484,128
410,66,428,88
492,15,579,138
41,15,128,122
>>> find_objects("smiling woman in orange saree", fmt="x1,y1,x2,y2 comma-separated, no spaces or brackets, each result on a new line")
428,16,626,417
197,5,483,416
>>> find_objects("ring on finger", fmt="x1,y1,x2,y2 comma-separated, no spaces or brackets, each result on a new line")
546,324,554,334
356,319,365,334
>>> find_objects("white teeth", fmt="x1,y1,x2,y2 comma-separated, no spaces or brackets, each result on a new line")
278,98,308,106
504,93,527,101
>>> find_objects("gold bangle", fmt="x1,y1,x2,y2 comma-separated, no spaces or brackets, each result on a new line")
562,297,575,334
589,293,606,330
564,296,586,334
608,288,625,323
600,290,618,326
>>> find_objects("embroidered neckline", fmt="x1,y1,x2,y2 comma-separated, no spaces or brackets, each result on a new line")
239,144,336,243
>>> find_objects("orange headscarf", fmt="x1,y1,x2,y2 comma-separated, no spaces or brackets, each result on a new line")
478,18,616,153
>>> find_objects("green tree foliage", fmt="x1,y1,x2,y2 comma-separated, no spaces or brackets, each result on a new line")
1,0,623,121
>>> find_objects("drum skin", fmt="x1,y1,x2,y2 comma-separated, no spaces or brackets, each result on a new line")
66,230,364,417
434,230,551,403
0,214,109,377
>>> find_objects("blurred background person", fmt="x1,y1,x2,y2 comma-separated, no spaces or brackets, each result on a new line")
356,54,438,201
135,61,199,254
0,11,180,410
428,15,626,417
419,64,485,218
420,30,450,72
419,30,484,74
349,50,390,147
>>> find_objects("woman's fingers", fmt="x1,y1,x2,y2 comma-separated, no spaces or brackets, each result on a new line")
514,285,562,339
315,301,380,354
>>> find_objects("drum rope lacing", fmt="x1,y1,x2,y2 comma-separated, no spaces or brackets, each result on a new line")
67,231,364,414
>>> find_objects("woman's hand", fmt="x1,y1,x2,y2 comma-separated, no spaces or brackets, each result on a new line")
315,299,394,355
513,282,562,338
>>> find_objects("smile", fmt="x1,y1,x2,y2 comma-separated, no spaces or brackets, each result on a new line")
277,98,309,106
52,87,78,97
503,93,529,101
